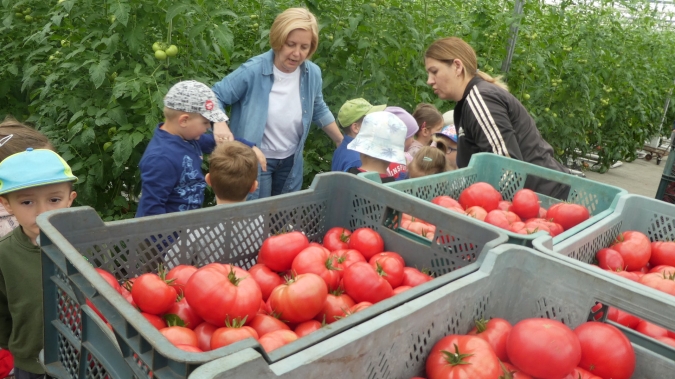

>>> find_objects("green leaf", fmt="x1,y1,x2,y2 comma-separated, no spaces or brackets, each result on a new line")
213,23,234,53
7,64,18,76
89,60,110,89
112,139,132,167
81,128,96,145
108,107,129,126
188,22,209,40
166,3,194,22
130,132,145,147
110,1,131,26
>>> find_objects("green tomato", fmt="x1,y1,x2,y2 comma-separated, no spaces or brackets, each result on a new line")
152,42,162,52
23,8,32,15
544,108,550,112
15,12,23,17
58,0,66,3
252,23,259,28
103,142,113,152
327,35,333,41
523,94,530,100
24,15,33,22
250,14,258,19
165,45,178,57
61,39,70,47
155,50,167,60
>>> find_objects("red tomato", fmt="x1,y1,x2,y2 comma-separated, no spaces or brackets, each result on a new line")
464,206,487,221
562,367,602,379
609,270,639,282
484,210,521,229
166,265,197,294
315,292,356,324
258,231,309,272
401,267,433,287
248,264,284,302
547,203,590,231
194,322,218,352
497,200,512,211
650,265,675,275
331,249,366,272
211,321,258,350
294,320,322,337
501,362,534,379
635,319,668,338
185,265,262,327
165,296,203,330
248,314,290,337
596,248,625,271
343,262,394,304
323,227,352,251
467,318,512,362
507,318,581,379
132,273,177,315
639,272,675,296
393,286,412,295
348,228,384,260
610,231,651,271
650,241,675,267
268,273,328,323
120,285,136,308
510,189,540,220
524,218,564,237
539,207,547,218
426,335,501,379
95,268,122,293
657,336,675,347
607,307,640,329
86,299,107,323
431,196,463,211
369,254,405,288
175,345,203,353
349,302,372,314
141,312,167,330
258,330,298,352
458,182,503,212
406,221,436,239
160,326,198,347
292,246,342,291
574,322,635,379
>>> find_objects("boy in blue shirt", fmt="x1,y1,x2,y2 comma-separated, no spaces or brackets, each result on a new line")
136,80,262,217
331,98,386,172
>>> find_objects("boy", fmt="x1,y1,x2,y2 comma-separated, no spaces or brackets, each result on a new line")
205,141,259,204
136,80,262,217
0,148,78,379
331,98,386,172
346,111,407,184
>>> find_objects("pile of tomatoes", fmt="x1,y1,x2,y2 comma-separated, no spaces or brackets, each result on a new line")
415,317,635,379
88,226,434,354
415,182,590,238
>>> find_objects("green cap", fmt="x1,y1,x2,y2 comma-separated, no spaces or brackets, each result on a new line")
337,98,386,128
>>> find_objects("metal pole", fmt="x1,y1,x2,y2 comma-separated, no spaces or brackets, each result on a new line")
501,0,525,73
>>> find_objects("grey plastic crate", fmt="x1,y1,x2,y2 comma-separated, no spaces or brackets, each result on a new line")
37,172,507,379
189,245,675,379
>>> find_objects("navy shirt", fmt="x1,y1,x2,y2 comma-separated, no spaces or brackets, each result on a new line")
331,135,361,172
136,124,253,217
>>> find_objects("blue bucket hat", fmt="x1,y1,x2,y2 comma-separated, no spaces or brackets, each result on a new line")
0,148,77,195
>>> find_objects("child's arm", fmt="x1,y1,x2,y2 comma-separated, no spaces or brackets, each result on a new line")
136,155,178,217
199,133,256,155
0,269,10,349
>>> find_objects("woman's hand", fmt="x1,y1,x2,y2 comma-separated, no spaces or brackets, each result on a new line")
252,146,267,172
322,122,344,147
213,122,234,144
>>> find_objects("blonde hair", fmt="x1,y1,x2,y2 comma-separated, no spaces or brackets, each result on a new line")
0,116,54,162
412,103,444,134
208,141,258,201
425,37,508,91
269,8,319,59
408,146,446,178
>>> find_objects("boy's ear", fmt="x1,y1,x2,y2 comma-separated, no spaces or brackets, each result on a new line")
67,191,77,207
205,173,212,187
351,122,361,135
178,113,191,126
249,180,258,194
0,196,12,215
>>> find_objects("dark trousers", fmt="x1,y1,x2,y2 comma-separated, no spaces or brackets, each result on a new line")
14,368,51,379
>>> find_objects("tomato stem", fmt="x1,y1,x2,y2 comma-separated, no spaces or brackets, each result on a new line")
227,267,243,287
474,318,488,333
440,344,474,366
375,262,388,277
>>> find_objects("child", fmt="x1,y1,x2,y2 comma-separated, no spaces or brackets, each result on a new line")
0,148,78,379
409,103,445,158
407,146,447,178
331,98,386,172
432,122,459,172
136,80,261,217
0,117,54,238
384,106,418,178
346,111,407,183
205,141,259,204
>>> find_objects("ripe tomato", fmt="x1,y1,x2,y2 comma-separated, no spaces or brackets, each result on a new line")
574,322,635,379
484,210,521,229
406,221,436,239
501,362,533,379
497,200,512,211
538,207,547,218
650,241,675,267
635,319,668,339
458,182,503,212
401,267,433,287
268,273,328,323
609,270,639,282
141,312,167,330
315,292,355,324
468,318,512,362
547,203,590,231
524,218,563,237
465,206,487,221
349,302,372,314
610,231,651,271
248,314,290,337
95,268,121,293
607,307,640,329
175,345,203,353
294,320,322,337
507,318,581,379
431,196,463,211
639,272,675,296
160,326,198,347
211,321,258,350
248,264,284,301
343,262,394,304
348,228,384,259
650,265,675,275
165,296,203,329
562,367,602,379
426,335,501,379
393,286,412,295
166,265,197,294
596,248,625,271
132,273,177,315
331,249,366,272
369,254,405,288
185,265,262,327
258,231,309,272
292,246,341,291
258,330,298,352
194,322,218,352
510,189,540,220
323,227,352,251
658,336,675,347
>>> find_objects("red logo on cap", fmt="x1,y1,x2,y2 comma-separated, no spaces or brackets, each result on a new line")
205,100,214,110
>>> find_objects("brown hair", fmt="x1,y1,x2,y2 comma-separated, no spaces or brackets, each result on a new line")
269,8,319,59
208,141,258,201
425,37,508,91
408,146,446,178
0,116,54,162
412,103,444,133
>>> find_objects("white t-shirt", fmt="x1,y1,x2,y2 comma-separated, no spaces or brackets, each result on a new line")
261,66,303,159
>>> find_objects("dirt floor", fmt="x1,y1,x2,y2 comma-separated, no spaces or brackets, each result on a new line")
581,154,667,198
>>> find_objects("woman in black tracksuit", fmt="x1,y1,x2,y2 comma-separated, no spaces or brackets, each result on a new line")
424,37,570,199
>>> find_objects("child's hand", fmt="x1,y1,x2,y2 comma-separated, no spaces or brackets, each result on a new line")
252,146,267,172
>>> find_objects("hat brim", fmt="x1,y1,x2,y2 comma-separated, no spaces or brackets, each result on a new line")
202,109,229,123
347,139,407,165
434,133,458,143
368,104,387,114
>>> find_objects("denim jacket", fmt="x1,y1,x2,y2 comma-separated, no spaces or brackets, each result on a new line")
212,50,335,196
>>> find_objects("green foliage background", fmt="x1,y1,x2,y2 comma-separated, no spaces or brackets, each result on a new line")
1,0,675,219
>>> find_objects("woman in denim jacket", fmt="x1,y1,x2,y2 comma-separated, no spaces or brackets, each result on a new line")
212,8,343,199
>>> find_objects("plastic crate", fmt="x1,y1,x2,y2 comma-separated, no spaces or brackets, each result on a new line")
655,174,675,203
662,148,675,177
381,153,626,247
189,245,675,379
37,172,508,379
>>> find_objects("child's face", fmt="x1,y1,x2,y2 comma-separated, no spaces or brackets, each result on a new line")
180,113,211,140
0,182,77,243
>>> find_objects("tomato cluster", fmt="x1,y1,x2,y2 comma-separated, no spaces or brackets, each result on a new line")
152,42,178,61
418,317,634,379
430,183,590,236
88,226,433,354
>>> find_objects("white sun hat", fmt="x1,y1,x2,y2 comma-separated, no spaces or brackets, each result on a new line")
347,111,407,165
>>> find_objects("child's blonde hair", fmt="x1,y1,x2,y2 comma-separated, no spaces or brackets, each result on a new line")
0,116,53,161
412,103,443,136
208,141,258,201
407,146,446,178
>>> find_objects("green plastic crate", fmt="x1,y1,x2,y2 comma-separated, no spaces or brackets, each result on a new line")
37,172,507,379
655,174,675,204
380,153,626,247
189,245,675,379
